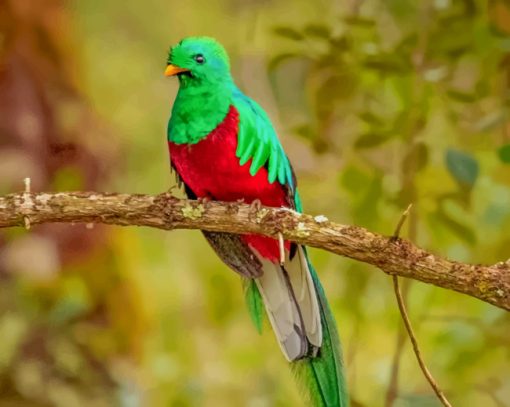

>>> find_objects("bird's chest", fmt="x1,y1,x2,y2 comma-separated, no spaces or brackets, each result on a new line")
169,106,278,203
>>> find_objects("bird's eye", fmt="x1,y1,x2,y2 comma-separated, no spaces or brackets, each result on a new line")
194,54,205,64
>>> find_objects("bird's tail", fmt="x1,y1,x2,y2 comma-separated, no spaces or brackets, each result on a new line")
291,255,349,407
244,251,348,406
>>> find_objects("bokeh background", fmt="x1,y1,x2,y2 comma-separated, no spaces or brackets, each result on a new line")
1,0,510,406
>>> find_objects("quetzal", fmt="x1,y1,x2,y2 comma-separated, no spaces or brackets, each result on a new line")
164,37,348,406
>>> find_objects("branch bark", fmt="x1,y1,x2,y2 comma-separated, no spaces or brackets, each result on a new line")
1,190,509,311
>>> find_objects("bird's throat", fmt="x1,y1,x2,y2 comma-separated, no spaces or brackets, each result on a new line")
167,83,232,145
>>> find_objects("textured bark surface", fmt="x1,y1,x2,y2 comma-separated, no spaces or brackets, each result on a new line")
1,191,509,311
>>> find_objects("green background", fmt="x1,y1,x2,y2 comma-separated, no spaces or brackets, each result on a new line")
0,0,509,405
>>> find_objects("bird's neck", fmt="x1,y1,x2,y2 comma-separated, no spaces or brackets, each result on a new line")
168,81,233,145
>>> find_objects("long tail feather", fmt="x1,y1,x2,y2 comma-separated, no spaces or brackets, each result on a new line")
255,256,309,361
245,253,348,406
291,258,348,407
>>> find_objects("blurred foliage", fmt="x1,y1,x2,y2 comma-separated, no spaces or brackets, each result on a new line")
0,1,146,406
1,0,510,406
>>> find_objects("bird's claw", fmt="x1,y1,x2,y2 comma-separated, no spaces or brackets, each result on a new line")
197,196,212,209
249,199,262,212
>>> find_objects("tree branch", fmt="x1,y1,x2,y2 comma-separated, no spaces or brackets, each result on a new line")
1,190,509,311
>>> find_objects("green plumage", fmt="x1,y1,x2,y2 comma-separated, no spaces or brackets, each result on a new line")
167,38,232,144
166,36,349,406
244,279,264,334
233,91,292,184
295,260,348,407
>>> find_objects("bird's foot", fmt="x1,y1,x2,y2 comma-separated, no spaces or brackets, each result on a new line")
226,201,240,214
197,196,212,209
249,199,262,212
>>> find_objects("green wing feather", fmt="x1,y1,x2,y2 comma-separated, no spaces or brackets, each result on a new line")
233,87,348,406
232,87,293,186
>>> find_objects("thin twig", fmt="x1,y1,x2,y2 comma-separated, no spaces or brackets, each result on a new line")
390,204,453,407
23,177,31,230
385,204,413,406
392,276,453,407
391,203,413,241
384,279,411,407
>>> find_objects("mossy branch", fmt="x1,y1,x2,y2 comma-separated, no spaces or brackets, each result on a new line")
1,190,509,311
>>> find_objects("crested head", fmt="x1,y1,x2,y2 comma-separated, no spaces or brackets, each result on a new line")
166,37,235,144
166,37,232,87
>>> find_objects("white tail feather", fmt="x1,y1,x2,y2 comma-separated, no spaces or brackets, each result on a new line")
255,257,305,361
254,246,322,361
287,246,322,347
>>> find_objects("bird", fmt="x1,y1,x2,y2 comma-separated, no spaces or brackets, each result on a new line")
164,36,348,407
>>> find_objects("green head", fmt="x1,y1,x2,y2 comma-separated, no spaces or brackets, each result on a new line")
165,37,232,88
166,37,234,144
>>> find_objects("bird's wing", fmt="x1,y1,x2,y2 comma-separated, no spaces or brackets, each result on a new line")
232,88,323,359
232,87,295,191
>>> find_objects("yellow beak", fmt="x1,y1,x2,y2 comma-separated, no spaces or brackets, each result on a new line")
165,64,190,77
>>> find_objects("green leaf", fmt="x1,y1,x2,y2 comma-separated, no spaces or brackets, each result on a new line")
273,26,304,41
354,133,390,149
447,89,478,103
329,36,350,51
402,142,428,173
343,16,376,27
498,144,510,163
358,111,384,126
445,149,479,187
362,53,411,74
303,24,330,39
316,72,357,110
